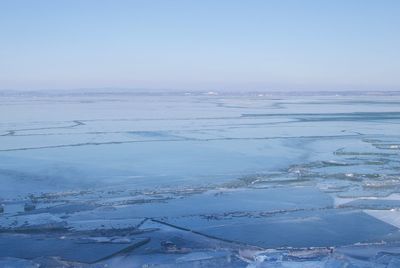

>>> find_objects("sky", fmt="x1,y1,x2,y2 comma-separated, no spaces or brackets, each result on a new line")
0,0,399,91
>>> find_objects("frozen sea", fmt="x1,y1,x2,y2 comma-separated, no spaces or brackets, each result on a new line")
1,90,400,267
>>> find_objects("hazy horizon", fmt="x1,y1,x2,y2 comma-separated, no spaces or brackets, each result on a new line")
1,0,399,91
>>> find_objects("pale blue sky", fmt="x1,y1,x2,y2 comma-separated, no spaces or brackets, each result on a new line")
0,0,399,91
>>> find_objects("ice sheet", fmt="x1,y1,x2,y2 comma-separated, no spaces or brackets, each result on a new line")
1,90,400,266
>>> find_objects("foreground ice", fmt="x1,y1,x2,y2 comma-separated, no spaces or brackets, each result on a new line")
1,90,400,267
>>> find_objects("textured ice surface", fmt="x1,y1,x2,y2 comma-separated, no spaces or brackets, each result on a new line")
1,90,400,267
